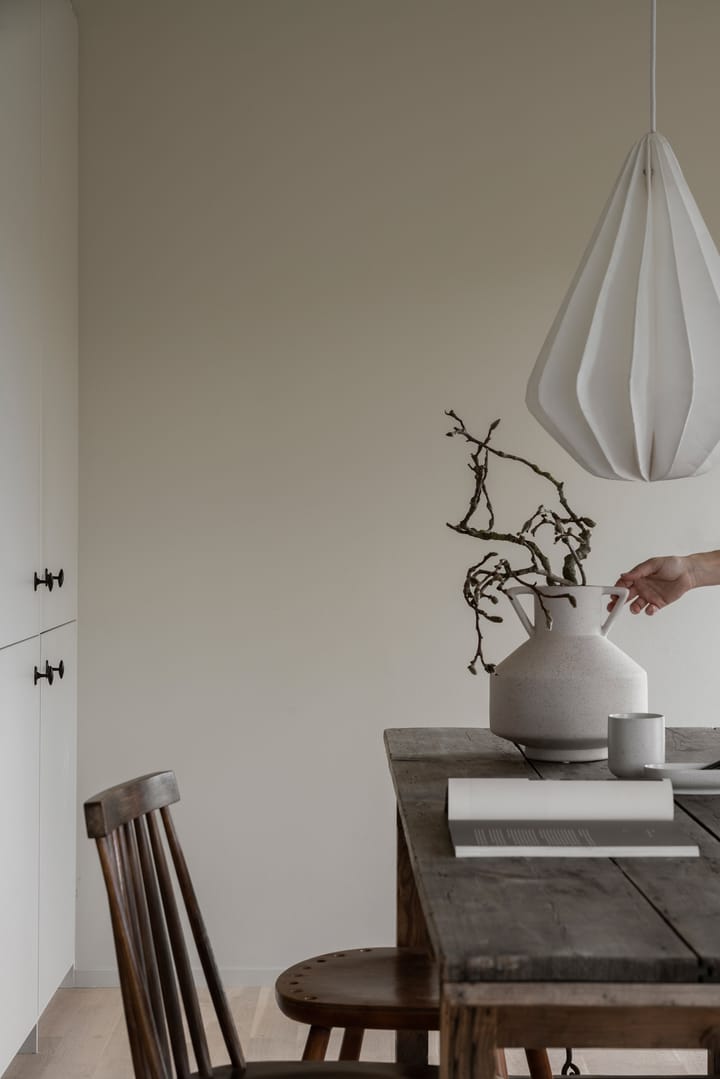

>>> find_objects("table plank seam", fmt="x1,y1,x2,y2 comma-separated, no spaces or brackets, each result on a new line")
675,801,720,845
515,746,543,778
611,858,711,981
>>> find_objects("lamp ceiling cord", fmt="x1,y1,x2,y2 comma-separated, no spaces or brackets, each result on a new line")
650,0,657,133
646,0,656,186
526,0,720,482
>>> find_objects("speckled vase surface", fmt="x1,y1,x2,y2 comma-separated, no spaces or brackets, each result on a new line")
489,585,648,762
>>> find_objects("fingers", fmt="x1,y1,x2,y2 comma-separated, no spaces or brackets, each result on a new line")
607,576,639,611
607,585,627,612
608,577,662,615
609,558,668,615
621,557,663,581
614,561,664,602
629,589,664,615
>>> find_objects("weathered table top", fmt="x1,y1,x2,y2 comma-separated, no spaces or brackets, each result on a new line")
385,726,720,985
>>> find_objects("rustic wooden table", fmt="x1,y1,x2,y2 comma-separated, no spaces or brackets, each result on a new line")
385,727,720,1079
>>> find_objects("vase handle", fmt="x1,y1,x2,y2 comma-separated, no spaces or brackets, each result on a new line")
600,586,629,636
506,586,535,638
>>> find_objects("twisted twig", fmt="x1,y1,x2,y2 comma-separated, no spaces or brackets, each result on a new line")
446,412,596,674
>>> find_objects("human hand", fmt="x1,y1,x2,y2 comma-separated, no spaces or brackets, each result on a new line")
609,555,697,615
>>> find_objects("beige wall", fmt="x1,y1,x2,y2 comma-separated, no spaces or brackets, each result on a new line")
74,0,720,983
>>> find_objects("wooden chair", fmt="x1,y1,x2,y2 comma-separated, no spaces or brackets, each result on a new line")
84,771,550,1079
84,770,443,1079
275,949,551,1079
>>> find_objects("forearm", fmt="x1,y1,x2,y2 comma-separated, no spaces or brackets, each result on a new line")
687,550,720,589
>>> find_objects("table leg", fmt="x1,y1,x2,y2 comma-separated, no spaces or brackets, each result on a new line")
441,998,499,1079
396,808,430,1065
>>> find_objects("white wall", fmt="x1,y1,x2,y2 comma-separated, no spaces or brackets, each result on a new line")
74,0,720,984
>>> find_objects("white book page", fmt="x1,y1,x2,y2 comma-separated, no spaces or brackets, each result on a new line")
447,778,674,822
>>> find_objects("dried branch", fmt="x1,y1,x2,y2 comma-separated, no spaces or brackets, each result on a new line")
446,412,596,674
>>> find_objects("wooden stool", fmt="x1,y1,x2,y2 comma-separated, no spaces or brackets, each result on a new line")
275,946,552,1079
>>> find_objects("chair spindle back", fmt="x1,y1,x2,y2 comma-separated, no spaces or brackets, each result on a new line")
84,771,245,1079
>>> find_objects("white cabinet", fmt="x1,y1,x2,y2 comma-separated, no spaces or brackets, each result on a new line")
0,626,77,1068
0,0,78,1073
0,639,40,1071
40,0,78,633
0,0,43,649
0,0,77,647
39,623,77,1013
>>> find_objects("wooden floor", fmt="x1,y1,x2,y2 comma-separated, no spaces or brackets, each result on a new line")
3,987,710,1079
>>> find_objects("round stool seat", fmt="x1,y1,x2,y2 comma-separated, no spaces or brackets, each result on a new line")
275,947,439,1030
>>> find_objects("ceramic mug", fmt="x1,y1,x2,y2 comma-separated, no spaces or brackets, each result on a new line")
607,712,665,779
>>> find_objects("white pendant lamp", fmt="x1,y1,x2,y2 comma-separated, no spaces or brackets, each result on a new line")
526,2,720,482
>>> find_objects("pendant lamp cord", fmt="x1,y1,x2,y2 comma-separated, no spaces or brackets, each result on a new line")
650,0,657,132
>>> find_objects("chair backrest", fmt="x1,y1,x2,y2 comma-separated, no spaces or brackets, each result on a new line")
84,771,245,1079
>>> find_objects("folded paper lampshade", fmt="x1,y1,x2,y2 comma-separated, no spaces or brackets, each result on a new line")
527,131,720,482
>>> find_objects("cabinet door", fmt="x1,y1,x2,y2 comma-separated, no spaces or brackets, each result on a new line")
38,621,77,1013
40,0,78,632
0,0,42,647
0,637,40,1074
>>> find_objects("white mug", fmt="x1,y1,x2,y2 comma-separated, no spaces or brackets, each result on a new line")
608,712,665,779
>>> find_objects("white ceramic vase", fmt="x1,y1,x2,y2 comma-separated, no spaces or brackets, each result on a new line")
489,585,648,762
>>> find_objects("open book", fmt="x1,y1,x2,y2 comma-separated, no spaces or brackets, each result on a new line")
447,778,699,858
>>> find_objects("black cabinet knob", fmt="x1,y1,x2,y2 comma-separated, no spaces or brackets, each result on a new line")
33,568,64,592
34,569,52,592
34,662,54,686
48,660,65,680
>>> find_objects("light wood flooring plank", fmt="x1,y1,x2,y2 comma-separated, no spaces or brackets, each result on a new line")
2,988,710,1079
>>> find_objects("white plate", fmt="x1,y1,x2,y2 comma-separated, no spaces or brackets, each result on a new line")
643,762,720,794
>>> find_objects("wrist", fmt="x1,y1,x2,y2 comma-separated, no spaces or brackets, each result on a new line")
687,550,720,589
